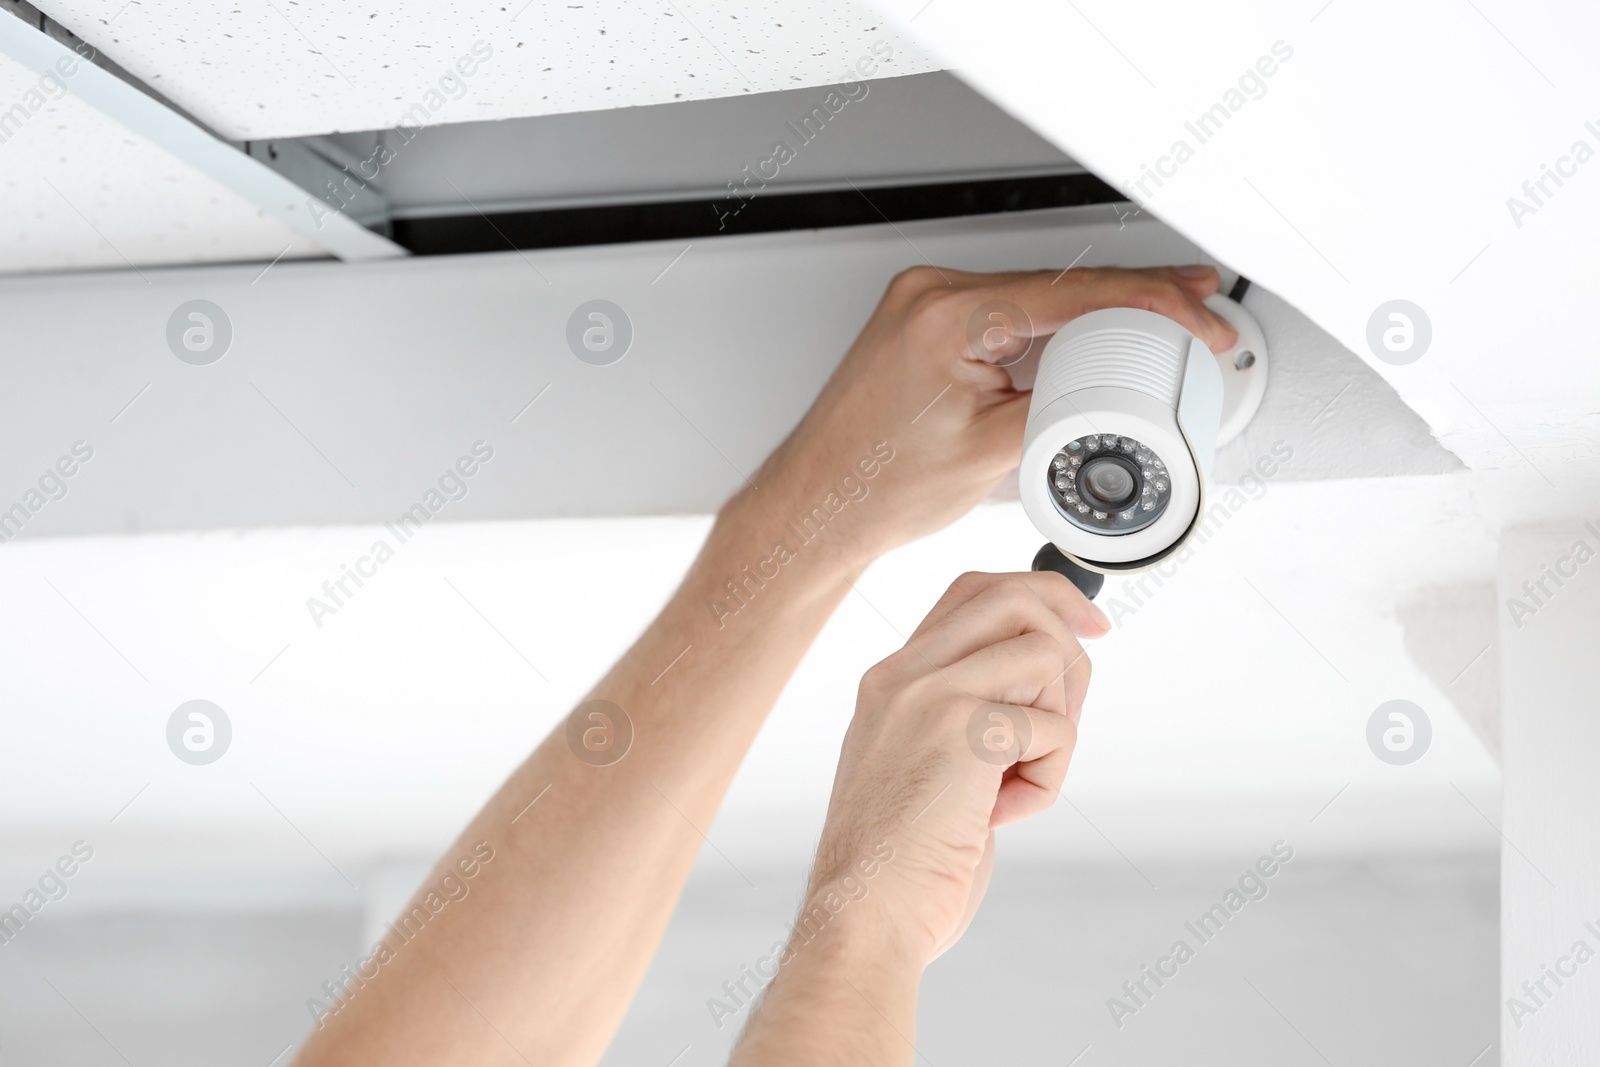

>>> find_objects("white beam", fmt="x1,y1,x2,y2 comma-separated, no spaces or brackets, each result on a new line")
0,208,1450,537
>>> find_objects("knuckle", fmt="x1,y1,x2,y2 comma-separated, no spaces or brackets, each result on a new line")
858,657,901,700
887,264,946,301
949,570,992,599
905,286,963,333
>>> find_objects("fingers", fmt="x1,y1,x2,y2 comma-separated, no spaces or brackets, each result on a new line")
941,630,1089,720
1159,264,1224,298
909,571,1110,659
966,391,1032,472
963,701,1078,827
963,300,1037,367
992,741,1073,826
1109,270,1238,353
889,265,1238,399
1000,704,1079,827
975,265,1239,354
906,585,1082,685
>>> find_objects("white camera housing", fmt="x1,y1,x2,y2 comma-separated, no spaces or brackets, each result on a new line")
1020,294,1267,573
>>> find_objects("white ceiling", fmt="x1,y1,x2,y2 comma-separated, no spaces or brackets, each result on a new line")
0,46,327,273
881,0,1600,489
0,3,1040,274
37,0,941,139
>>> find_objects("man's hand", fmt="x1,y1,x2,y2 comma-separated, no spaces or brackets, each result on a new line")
732,570,1105,1066
819,569,1105,959
746,264,1236,567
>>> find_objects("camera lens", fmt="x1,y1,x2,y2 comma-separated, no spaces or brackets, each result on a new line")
1081,458,1137,508
1048,434,1172,535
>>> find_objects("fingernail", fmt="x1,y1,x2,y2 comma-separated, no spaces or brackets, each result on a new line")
1088,601,1112,632
1174,264,1215,278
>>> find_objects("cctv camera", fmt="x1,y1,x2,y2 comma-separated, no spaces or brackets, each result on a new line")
1021,290,1268,583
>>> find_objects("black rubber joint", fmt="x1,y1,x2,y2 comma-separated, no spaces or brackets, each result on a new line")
1031,542,1105,601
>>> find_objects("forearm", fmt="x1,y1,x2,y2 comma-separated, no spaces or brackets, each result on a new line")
731,899,923,1066
293,469,872,1067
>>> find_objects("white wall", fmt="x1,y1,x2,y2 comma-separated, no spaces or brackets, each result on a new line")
0,857,1497,1067
1499,523,1600,1062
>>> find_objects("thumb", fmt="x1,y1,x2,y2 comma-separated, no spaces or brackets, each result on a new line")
973,391,1031,469
932,830,996,960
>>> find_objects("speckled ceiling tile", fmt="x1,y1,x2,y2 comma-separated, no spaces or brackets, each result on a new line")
35,0,941,139
0,49,324,274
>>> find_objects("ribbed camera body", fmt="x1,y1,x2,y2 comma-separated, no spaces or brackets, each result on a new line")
1020,306,1224,572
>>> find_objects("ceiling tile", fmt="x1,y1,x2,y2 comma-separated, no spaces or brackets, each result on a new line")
39,0,940,139
0,49,326,273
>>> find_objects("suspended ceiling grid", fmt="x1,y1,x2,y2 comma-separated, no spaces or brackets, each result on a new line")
34,0,941,139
